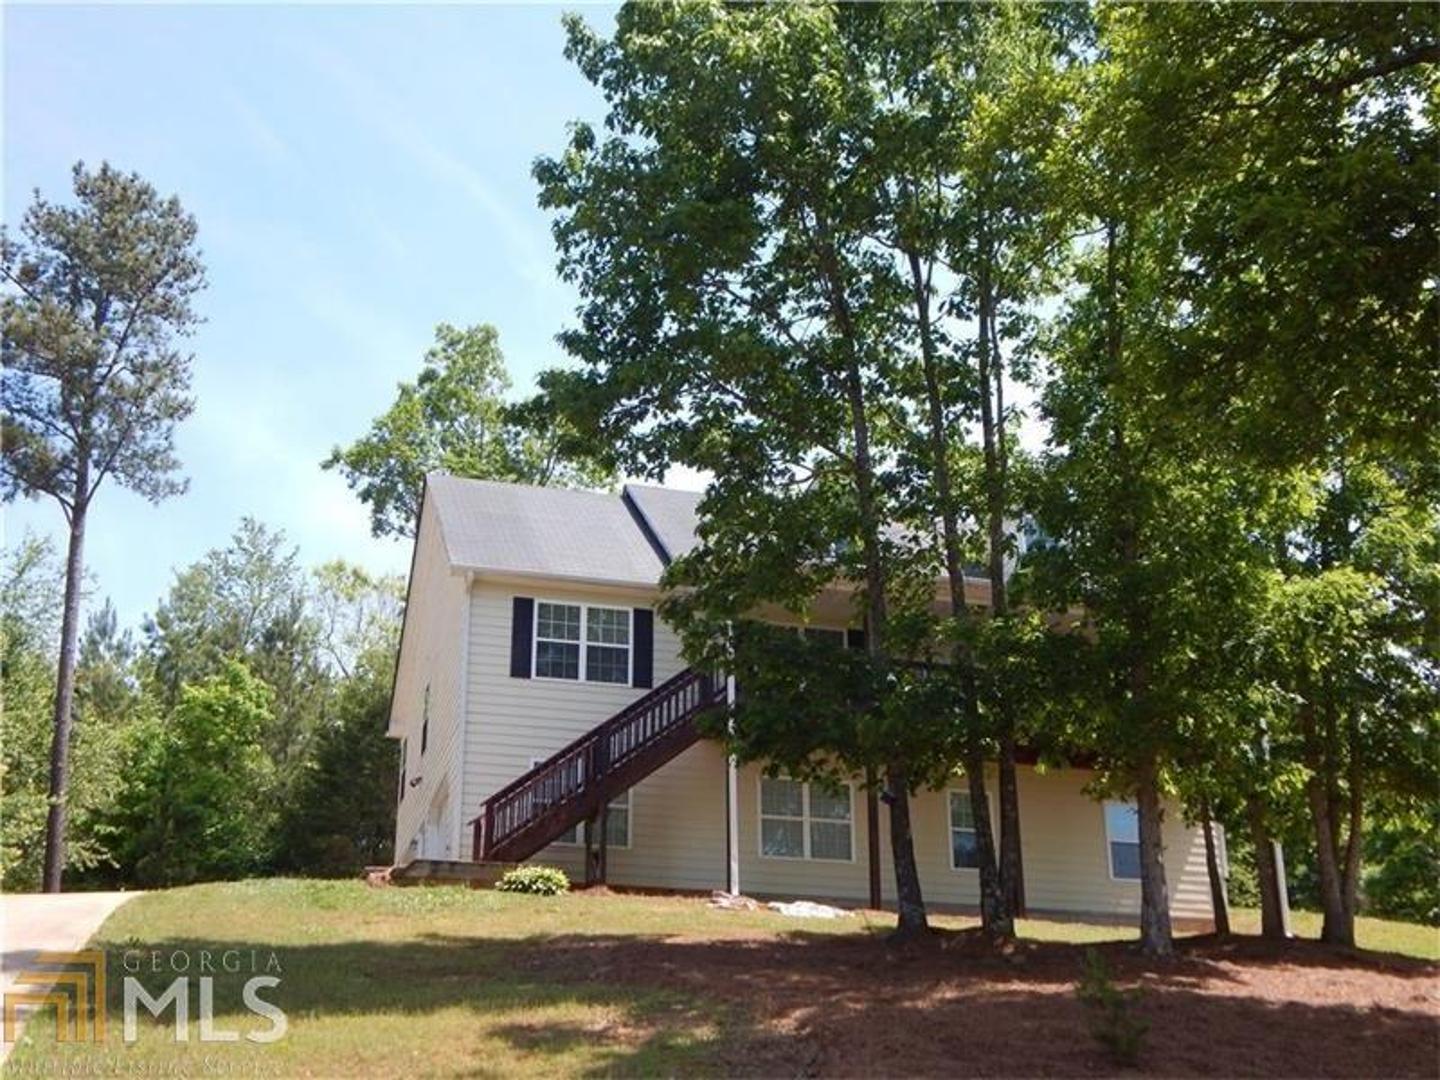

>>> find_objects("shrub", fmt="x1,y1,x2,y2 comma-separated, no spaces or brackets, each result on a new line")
1076,948,1147,1067
494,865,570,896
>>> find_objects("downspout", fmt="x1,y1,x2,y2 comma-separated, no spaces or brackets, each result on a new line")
725,666,740,895
454,571,474,859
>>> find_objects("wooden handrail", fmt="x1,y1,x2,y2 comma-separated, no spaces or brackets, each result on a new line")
470,667,723,860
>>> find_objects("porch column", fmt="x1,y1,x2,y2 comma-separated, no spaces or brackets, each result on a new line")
596,802,609,884
725,670,740,895
583,812,601,886
1273,839,1294,937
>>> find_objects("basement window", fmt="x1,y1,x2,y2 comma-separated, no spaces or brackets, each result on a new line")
948,791,982,870
759,777,853,861
1104,801,1142,881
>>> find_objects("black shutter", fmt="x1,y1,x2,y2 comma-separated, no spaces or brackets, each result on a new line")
510,597,534,678
847,628,868,652
632,608,654,688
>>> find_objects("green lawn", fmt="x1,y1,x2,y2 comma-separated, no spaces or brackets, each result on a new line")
1228,905,1440,961
7,880,1436,1077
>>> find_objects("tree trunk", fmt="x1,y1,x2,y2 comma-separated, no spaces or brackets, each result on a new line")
1301,701,1354,947
1246,795,1289,941
975,216,1025,919
823,236,927,939
1341,710,1364,927
886,765,929,938
1200,799,1230,936
1306,774,1353,946
996,733,1025,915
966,748,1010,935
43,500,88,893
1135,754,1174,957
906,247,1007,936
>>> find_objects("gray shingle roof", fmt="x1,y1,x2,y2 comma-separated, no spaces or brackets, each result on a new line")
425,474,703,586
621,484,703,562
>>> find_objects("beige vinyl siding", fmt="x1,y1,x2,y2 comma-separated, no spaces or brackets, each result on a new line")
452,575,1212,919
460,578,728,889
736,761,1211,920
392,488,469,863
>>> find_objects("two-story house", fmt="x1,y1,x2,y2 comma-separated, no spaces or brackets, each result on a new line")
388,473,1220,922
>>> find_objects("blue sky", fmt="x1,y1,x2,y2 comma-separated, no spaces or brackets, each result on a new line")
4,3,628,630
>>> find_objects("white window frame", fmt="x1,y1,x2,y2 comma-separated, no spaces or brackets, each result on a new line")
532,758,632,849
756,776,856,863
945,787,995,873
1103,800,1142,884
532,600,632,686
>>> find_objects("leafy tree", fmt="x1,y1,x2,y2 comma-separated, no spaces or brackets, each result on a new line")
144,518,327,779
1032,200,1243,956
273,563,402,875
108,661,276,886
310,560,404,679
1363,800,1440,925
1,161,204,890
878,0,1079,930
1103,3,1439,477
323,322,613,539
275,639,398,876
1253,465,1438,946
1,536,135,889
538,2,948,936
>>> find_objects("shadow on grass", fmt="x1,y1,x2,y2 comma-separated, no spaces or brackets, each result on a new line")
15,927,1439,1078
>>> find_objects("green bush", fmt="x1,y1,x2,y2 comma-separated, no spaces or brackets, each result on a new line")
494,865,570,896
1076,948,1147,1067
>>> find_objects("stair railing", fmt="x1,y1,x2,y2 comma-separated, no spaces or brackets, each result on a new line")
472,667,722,860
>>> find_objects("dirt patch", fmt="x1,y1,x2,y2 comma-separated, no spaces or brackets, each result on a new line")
514,926,1440,1077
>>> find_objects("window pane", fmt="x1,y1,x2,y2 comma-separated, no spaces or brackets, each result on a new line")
949,792,976,830
952,828,979,869
586,644,629,684
1104,801,1139,844
809,785,851,822
761,818,804,857
606,807,629,848
555,824,579,845
536,640,580,679
810,820,852,861
587,607,630,645
1111,841,1142,880
760,777,803,817
537,603,581,641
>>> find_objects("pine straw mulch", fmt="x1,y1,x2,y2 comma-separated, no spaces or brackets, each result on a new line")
511,925,1440,1077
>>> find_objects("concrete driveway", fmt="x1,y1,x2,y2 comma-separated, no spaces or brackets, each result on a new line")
1,890,137,1060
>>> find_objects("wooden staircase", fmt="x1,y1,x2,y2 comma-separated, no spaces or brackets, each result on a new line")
470,667,724,865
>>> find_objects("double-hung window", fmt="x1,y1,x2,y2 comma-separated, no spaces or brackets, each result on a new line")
535,602,631,684
948,791,982,870
759,777,853,861
1104,801,1142,881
